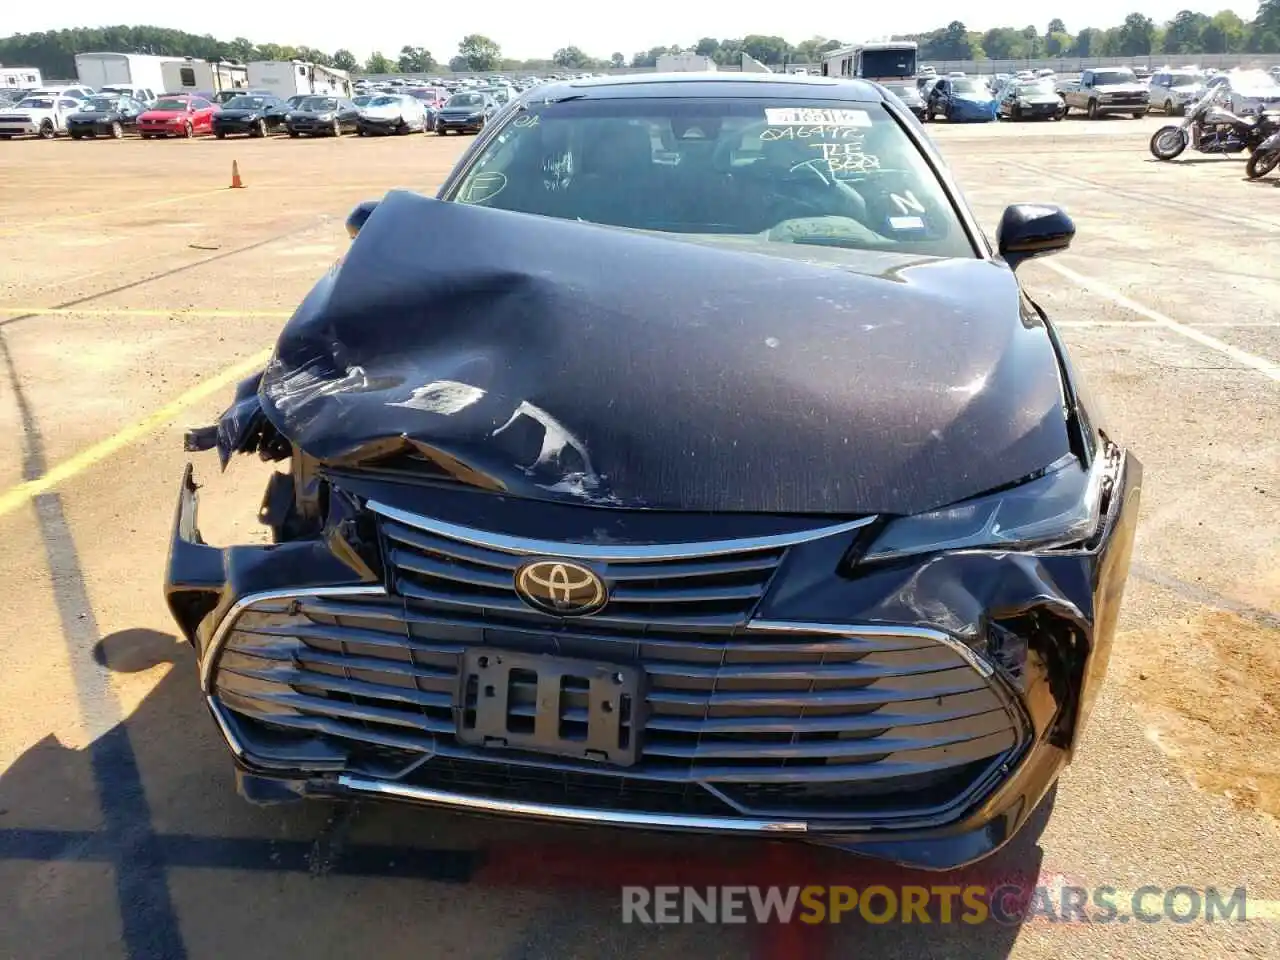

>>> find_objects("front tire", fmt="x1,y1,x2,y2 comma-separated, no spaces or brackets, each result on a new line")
1246,148,1280,179
111,121,124,139
215,129,226,139
38,120,55,140
288,128,299,138
70,131,83,140
182,121,193,138
1087,99,1100,120
1149,125,1189,160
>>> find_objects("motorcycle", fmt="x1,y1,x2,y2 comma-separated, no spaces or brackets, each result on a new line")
1149,85,1280,160
1246,129,1280,180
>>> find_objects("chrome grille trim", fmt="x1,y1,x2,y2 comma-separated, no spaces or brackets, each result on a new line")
336,775,810,833
366,500,876,560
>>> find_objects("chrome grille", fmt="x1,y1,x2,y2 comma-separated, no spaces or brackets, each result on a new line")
210,592,1024,822
370,502,872,630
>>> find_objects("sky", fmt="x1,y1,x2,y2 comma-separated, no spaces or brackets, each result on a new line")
4,2,1263,62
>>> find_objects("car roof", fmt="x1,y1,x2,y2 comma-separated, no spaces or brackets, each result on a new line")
527,72,887,103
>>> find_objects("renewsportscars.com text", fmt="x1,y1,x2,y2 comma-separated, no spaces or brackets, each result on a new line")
621,885,1252,925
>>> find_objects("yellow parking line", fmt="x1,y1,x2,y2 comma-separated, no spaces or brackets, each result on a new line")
0,348,272,520
0,187,234,236
0,306,293,319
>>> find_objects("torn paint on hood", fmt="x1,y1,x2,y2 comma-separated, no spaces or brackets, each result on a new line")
257,190,1072,515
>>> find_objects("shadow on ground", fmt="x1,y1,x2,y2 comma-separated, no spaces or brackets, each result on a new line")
0,627,1047,959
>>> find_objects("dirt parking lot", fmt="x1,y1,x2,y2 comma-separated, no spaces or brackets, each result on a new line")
0,116,1277,960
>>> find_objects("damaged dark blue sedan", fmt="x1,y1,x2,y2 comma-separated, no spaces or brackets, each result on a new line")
167,73,1141,871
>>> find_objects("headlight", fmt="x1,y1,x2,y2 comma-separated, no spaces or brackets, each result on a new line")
318,113,334,120
860,455,1105,563
285,113,294,121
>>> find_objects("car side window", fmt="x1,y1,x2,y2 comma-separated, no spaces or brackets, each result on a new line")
192,98,211,110
60,99,79,110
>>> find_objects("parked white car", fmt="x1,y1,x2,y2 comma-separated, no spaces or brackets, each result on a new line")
0,94,85,139
355,94,428,135
1206,69,1280,116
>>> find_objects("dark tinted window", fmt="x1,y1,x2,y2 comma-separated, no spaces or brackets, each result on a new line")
451,97,973,259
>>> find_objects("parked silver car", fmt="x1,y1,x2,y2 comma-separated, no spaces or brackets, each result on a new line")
1149,70,1205,116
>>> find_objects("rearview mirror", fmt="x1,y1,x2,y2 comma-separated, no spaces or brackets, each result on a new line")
346,200,379,239
996,203,1075,270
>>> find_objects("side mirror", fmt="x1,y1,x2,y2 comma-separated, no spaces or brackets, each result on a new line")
346,200,379,239
996,203,1075,270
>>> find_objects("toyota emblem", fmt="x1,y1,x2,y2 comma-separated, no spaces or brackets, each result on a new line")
514,559,608,616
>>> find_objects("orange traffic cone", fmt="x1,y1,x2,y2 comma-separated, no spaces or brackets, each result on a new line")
229,160,244,189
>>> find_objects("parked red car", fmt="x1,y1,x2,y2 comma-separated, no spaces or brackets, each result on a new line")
137,95,218,138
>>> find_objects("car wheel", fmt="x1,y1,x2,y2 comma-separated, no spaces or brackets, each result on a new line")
1164,99,1175,115
1132,110,1147,120
1012,105,1023,122
111,121,124,139
1087,99,1100,120
256,119,267,137
396,120,409,135
38,120,55,139
288,129,299,138
70,131,83,140
215,129,226,139
183,121,193,138
357,127,367,136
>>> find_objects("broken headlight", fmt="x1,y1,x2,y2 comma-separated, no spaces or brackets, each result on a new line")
862,454,1105,562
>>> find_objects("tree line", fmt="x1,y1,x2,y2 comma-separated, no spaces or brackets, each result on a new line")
2,8,1278,81
910,6,1280,61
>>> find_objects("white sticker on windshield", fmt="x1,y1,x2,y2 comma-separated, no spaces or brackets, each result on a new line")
765,108,873,127
889,216,925,230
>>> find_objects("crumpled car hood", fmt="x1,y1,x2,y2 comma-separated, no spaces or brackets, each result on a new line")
257,190,1071,515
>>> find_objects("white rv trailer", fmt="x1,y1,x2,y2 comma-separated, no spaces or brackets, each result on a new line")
0,66,43,90
160,58,249,95
247,61,352,97
74,53,179,101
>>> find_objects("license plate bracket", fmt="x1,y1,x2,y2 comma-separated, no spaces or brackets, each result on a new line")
456,649,642,767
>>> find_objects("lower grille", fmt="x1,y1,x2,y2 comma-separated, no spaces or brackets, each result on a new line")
209,591,1025,824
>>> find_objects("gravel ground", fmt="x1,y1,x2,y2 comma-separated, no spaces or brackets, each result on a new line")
0,117,1276,960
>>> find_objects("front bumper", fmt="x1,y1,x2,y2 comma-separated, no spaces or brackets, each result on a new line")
0,119,40,135
167,449,1141,870
1011,102,1064,119
138,122,188,136
1092,99,1149,114
214,119,262,135
67,119,119,135
357,116,406,133
288,119,336,134
437,115,484,132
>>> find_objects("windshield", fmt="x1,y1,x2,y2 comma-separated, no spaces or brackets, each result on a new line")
151,98,190,111
224,96,267,109
16,98,54,109
354,95,377,105
368,95,400,106
84,97,121,111
1016,80,1058,96
881,83,919,101
447,93,484,108
1092,71,1137,85
1169,73,1202,88
951,79,985,95
300,97,338,111
450,98,973,259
